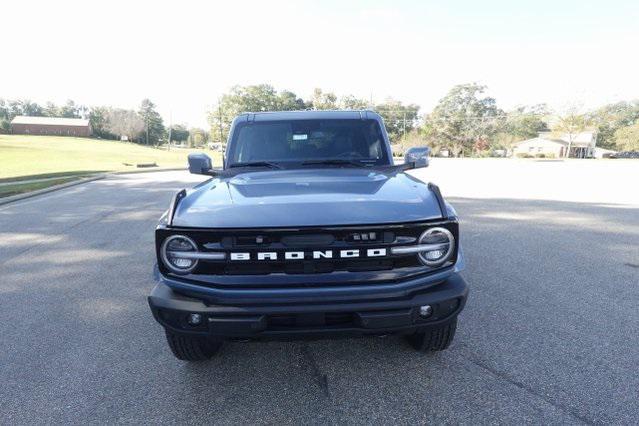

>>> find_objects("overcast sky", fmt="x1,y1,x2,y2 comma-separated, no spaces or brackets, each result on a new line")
2,0,638,127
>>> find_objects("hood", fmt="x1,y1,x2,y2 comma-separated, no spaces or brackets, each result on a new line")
171,168,444,228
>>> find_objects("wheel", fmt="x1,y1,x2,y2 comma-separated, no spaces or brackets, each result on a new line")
164,331,222,361
406,318,457,352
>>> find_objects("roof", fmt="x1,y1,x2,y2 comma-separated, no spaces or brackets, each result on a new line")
237,110,380,122
11,116,90,127
514,137,568,147
560,131,595,143
514,130,597,147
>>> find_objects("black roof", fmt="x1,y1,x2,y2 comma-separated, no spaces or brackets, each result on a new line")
236,110,381,122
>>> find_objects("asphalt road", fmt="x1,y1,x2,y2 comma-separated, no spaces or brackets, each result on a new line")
1,166,638,424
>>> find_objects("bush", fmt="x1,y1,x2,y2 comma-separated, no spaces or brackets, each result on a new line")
535,153,546,158
515,153,532,158
0,119,10,134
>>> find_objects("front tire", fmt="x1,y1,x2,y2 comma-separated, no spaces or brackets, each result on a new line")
406,318,457,352
165,331,222,361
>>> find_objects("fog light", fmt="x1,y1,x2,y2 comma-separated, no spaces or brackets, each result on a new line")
188,313,202,325
423,250,444,261
419,305,433,318
173,258,195,268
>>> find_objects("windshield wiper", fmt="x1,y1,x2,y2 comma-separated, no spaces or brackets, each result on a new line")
301,159,369,168
229,161,282,169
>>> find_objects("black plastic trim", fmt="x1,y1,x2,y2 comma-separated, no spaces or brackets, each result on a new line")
428,183,448,219
148,273,468,339
167,189,187,226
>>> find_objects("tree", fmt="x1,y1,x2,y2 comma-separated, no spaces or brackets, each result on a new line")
89,106,116,139
188,128,209,147
588,101,639,149
375,99,420,143
552,108,590,157
425,83,502,156
60,100,80,118
613,123,639,151
275,90,307,110
7,100,23,118
208,84,307,144
169,124,189,143
491,104,549,149
309,88,338,110
104,108,145,141
15,100,44,117
340,95,369,110
0,98,8,120
504,105,549,139
0,99,7,133
44,102,60,117
216,84,282,114
138,99,165,146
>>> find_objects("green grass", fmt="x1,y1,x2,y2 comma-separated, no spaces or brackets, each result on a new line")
0,134,220,181
0,176,81,198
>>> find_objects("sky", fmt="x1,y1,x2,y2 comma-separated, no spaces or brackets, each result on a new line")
1,0,638,127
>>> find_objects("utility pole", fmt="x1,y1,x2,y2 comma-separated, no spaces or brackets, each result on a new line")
402,111,406,141
167,111,172,151
218,101,223,146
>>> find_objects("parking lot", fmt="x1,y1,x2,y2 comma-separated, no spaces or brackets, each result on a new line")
1,159,638,424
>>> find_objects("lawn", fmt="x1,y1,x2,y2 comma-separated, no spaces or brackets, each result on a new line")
0,134,221,181
0,177,81,198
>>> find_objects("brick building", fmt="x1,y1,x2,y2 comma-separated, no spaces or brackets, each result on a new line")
11,116,92,137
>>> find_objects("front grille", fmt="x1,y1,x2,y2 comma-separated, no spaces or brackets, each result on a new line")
201,256,417,275
156,221,458,276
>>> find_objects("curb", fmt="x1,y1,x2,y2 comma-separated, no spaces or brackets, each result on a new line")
111,167,187,175
0,175,106,207
0,167,188,207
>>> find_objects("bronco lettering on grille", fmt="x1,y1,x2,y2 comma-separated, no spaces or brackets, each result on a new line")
229,248,387,261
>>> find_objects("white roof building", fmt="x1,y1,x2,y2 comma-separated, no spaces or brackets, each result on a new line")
11,116,90,127
513,131,597,158
10,116,92,137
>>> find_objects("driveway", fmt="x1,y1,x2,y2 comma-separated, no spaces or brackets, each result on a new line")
1,163,638,424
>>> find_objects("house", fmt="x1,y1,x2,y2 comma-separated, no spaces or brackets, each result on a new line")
11,116,92,137
512,131,597,158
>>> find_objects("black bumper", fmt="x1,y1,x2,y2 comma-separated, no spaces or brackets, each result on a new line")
148,273,468,340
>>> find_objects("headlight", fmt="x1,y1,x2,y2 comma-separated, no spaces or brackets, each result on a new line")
417,227,454,266
161,235,199,274
390,226,455,267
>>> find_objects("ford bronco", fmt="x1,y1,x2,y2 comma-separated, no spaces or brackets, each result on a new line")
148,110,468,361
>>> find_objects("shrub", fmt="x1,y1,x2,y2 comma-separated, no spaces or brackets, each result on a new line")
0,119,10,134
516,153,532,158
535,153,546,158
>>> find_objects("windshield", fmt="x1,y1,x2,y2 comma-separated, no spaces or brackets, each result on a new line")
227,119,390,166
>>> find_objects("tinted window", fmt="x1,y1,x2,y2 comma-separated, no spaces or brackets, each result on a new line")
228,119,389,165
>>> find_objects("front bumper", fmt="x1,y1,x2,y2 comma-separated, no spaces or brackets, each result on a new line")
148,273,468,340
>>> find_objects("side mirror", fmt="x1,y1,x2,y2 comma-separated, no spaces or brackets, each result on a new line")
404,146,430,168
188,152,214,175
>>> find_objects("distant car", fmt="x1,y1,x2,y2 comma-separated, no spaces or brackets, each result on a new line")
207,142,224,151
610,151,639,159
148,110,468,361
